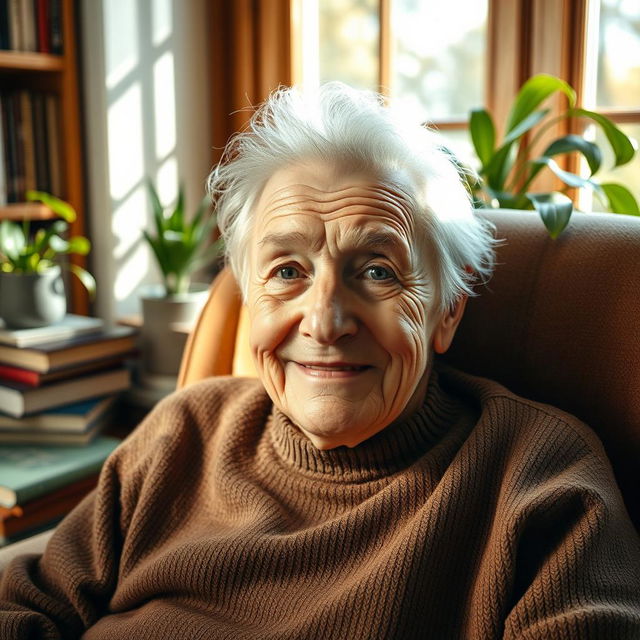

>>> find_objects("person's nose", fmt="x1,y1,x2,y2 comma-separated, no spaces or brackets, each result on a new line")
298,272,357,345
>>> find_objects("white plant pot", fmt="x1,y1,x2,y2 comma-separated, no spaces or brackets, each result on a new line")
139,283,209,376
0,266,67,329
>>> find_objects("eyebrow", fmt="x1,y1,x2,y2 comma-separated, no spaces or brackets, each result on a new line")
258,228,404,253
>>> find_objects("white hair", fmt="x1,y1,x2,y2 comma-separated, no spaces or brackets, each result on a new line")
208,82,496,313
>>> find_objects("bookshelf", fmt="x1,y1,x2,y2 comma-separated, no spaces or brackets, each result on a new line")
0,0,88,315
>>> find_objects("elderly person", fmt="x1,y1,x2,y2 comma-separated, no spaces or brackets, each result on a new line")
1,83,639,639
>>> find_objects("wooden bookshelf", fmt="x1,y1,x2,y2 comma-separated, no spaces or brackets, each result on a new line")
0,203,56,220
0,0,88,314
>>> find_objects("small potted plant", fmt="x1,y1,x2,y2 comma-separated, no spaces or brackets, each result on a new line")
0,191,96,329
466,73,638,238
139,180,223,376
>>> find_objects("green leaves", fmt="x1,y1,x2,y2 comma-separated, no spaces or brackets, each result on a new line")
526,193,573,239
470,109,495,168
569,108,635,167
506,74,575,134
26,190,77,222
0,193,96,296
466,73,638,238
143,182,223,296
600,183,640,215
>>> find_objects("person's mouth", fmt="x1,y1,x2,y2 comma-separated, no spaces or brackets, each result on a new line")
293,361,372,378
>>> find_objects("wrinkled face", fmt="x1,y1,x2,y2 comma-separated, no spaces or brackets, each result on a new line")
247,160,456,450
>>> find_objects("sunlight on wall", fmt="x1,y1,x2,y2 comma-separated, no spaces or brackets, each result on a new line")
112,187,146,261
154,52,177,160
102,0,178,312
107,84,144,201
104,0,139,90
114,242,151,300
152,0,172,46
156,156,178,207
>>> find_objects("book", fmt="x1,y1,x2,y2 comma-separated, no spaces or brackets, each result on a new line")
0,395,116,432
0,435,120,508
0,0,9,50
0,326,138,372
0,413,110,445
0,94,5,205
44,93,61,196
0,314,105,347
0,367,130,418
0,473,98,542
0,353,132,387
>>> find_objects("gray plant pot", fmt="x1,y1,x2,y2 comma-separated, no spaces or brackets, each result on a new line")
139,283,210,376
0,266,67,329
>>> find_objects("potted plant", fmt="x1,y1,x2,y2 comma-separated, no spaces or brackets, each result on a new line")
466,73,639,238
0,191,96,329
139,180,223,376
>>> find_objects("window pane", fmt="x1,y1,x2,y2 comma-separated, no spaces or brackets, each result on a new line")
595,0,640,109
593,123,640,211
391,0,488,122
318,0,379,91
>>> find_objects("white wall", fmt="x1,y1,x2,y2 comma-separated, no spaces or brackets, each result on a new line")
81,0,212,322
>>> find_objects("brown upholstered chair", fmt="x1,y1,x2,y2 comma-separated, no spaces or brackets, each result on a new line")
1,208,638,570
179,208,640,530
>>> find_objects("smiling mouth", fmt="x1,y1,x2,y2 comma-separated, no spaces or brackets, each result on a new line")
294,362,372,378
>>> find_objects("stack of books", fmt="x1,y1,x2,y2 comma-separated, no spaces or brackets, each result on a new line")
0,435,120,545
0,0,63,54
0,314,137,445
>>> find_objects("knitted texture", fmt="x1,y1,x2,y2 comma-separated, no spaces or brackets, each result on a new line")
1,365,639,639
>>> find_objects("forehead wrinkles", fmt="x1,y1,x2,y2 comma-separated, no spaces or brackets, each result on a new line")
260,183,415,234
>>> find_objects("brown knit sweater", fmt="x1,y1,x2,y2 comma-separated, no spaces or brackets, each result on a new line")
1,365,639,639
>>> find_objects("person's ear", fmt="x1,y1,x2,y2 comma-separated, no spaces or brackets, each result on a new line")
432,294,468,354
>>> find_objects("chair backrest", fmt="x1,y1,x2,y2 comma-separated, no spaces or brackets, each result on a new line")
178,209,640,528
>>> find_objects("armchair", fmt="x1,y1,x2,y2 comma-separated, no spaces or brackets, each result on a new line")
1,208,638,572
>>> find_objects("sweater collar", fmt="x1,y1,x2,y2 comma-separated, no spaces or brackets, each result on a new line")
266,368,464,482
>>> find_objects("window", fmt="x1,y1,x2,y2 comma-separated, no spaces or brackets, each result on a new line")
292,0,639,212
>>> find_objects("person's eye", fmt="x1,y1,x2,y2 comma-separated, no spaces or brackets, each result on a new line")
275,265,301,280
364,264,396,281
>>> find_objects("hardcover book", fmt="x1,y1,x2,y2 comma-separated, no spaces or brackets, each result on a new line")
0,435,120,508
0,395,116,432
0,314,105,348
0,326,138,373
0,367,130,418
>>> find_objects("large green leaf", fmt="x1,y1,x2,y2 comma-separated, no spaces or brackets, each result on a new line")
169,187,185,232
542,135,602,175
69,263,97,298
506,74,575,134
526,192,573,239
0,220,26,261
600,183,640,215
469,108,495,168
146,180,166,237
531,157,602,191
503,109,549,145
570,108,635,167
485,143,517,191
26,190,76,222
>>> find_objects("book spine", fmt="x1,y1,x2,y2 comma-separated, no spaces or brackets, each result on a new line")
0,364,39,386
12,91,26,201
32,92,50,192
8,0,21,51
19,91,36,195
49,0,61,55
1,93,12,203
44,93,61,196
0,0,9,49
20,0,36,51
35,0,48,53
0,93,6,206
13,456,108,506
3,92,18,203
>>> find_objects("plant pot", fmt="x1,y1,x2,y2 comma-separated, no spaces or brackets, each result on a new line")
139,283,210,376
0,266,67,329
